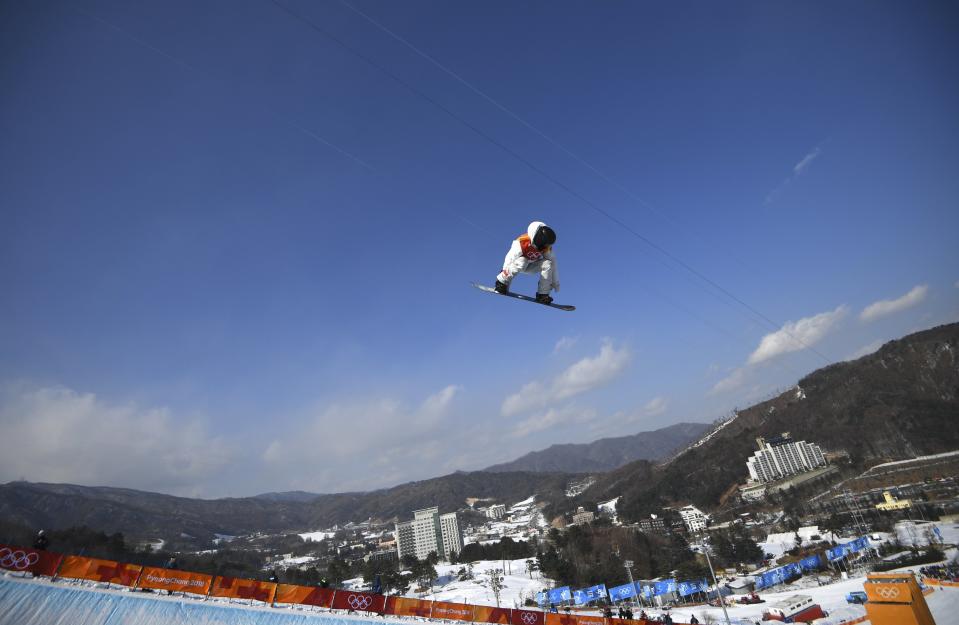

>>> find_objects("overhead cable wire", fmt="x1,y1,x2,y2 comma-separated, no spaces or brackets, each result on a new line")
271,0,835,366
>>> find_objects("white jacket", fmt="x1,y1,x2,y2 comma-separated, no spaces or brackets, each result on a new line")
498,221,560,292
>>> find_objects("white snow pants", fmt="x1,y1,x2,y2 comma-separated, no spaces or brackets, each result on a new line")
497,258,558,295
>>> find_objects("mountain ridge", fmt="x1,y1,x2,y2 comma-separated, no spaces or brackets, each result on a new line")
483,422,711,473
571,322,959,522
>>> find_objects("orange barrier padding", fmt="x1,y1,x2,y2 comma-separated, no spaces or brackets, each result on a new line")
58,555,141,586
332,590,386,613
274,584,334,607
137,566,213,595
430,600,474,621
573,616,606,625
386,596,433,617
511,608,545,625
545,613,576,625
211,576,277,603
472,605,512,624
0,544,63,577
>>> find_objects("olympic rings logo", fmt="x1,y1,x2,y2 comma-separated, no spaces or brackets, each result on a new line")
521,612,539,624
347,594,373,610
0,547,39,570
876,586,901,600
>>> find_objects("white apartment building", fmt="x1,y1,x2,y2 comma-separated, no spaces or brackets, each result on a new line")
678,505,708,533
395,507,462,561
486,504,507,519
440,512,463,557
746,433,826,484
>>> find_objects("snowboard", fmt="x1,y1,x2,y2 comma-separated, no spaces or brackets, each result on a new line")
471,282,575,311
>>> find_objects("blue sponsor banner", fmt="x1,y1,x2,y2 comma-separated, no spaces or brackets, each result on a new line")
640,583,654,598
587,584,607,603
786,562,802,577
547,586,571,605
608,583,636,601
850,536,869,552
800,555,821,571
653,579,676,596
827,543,853,562
677,580,707,597
536,592,547,606
572,584,606,605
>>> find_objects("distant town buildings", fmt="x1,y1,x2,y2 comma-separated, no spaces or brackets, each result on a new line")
364,549,398,564
486,504,507,520
875,491,912,511
571,506,595,525
678,505,709,533
638,514,667,535
395,507,462,561
746,433,826,484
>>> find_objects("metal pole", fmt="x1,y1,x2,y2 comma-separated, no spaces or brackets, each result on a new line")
624,560,637,610
700,535,731,625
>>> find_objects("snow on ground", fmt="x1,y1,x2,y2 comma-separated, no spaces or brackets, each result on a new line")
4,553,959,625
421,559,546,608
896,519,958,547
300,531,336,542
509,497,536,512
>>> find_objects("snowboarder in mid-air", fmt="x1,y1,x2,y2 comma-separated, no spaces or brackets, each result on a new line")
494,220,559,303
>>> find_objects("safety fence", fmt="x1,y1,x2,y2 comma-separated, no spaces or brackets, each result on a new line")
754,535,874,591
923,578,959,588
0,543,695,625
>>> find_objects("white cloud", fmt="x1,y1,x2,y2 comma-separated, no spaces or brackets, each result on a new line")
765,145,824,204
501,341,631,416
0,382,233,497
793,147,821,176
709,367,748,395
747,305,848,365
260,385,464,492
860,285,929,322
553,336,578,353
510,406,597,439
501,381,547,417
642,396,668,417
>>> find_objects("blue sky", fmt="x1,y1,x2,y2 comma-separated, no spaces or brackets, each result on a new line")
2,1,957,498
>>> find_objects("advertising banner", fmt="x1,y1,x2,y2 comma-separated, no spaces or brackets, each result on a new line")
386,596,432,618
210,576,277,603
608,582,637,601
274,584,333,606
849,536,869,552
574,615,606,625
0,544,62,578
472,605,512,624
640,583,654,598
572,584,607,605
430,600,474,621
137,566,213,595
548,586,572,605
331,590,386,614
544,614,578,625
653,579,676,596
800,555,822,571
510,608,546,625
677,579,707,597
57,555,141,586
827,544,850,562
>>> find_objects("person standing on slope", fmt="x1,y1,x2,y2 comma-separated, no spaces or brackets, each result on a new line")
494,221,559,304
